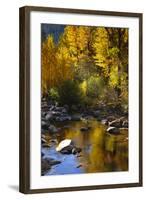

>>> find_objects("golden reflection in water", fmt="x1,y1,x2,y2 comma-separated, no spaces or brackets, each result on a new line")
56,120,128,173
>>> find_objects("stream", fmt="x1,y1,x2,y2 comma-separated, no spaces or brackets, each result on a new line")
42,119,128,175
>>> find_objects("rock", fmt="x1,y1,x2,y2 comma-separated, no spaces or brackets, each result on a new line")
41,121,49,130
41,158,61,175
101,119,108,125
56,139,72,152
50,139,58,144
109,118,123,128
80,126,91,132
60,145,74,154
107,127,120,134
76,164,82,168
107,116,116,122
54,106,67,112
122,120,128,128
64,105,69,112
45,157,61,166
48,125,59,133
56,139,82,154
77,154,82,158
41,137,47,144
51,111,62,116
41,152,44,157
55,115,71,122
93,110,101,117
71,114,82,121
49,105,55,111
41,158,51,174
72,147,82,155
42,143,51,148
45,113,53,121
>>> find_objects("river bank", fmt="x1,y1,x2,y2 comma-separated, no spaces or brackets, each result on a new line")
41,98,128,176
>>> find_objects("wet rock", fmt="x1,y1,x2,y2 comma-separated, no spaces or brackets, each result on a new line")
50,139,58,144
72,147,82,155
51,111,62,116
45,112,54,121
55,139,82,155
49,105,55,111
54,106,67,112
42,143,51,148
101,119,108,125
107,116,116,122
56,139,72,152
41,136,47,144
41,121,49,130
93,110,101,117
109,118,123,128
60,145,74,154
41,158,51,174
77,154,82,158
48,125,59,133
55,115,71,122
122,120,128,128
45,157,61,166
41,152,44,157
41,157,61,175
107,127,120,134
76,164,82,168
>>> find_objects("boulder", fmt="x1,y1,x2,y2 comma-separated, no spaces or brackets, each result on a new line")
109,118,123,128
56,139,72,152
60,145,74,154
107,127,120,134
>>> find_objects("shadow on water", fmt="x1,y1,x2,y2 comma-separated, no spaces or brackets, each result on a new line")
42,119,128,176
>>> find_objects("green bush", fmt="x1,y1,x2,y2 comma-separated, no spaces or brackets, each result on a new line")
48,87,60,102
58,80,83,107
86,76,105,98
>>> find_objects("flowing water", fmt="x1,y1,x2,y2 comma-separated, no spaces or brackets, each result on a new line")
42,119,128,175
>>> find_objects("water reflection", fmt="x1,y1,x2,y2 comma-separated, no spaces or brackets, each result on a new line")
43,120,128,175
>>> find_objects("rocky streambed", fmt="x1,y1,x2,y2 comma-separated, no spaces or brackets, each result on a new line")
41,99,128,176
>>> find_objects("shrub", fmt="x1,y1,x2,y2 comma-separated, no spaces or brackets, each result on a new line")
86,76,105,98
58,80,83,107
48,87,60,102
